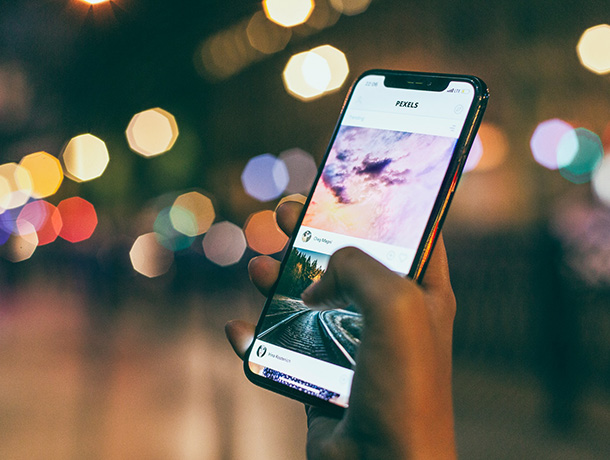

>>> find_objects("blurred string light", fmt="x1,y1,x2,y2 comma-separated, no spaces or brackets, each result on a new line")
244,210,288,254
263,0,314,27
202,221,247,266
60,133,109,182
57,197,98,243
329,0,372,16
283,45,349,100
557,127,604,184
530,118,574,170
247,11,292,54
463,123,508,172
592,154,610,207
577,24,610,75
241,153,289,201
153,207,195,251
197,18,260,81
17,200,63,246
171,191,215,237
0,162,32,210
130,232,174,278
19,151,63,198
279,147,318,194
126,108,179,157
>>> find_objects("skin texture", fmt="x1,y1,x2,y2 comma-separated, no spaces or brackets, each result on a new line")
226,201,457,459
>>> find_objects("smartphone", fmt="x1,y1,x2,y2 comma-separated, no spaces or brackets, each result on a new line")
244,70,488,411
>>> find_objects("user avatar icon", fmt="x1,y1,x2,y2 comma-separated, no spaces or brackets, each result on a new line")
257,345,267,358
302,230,312,242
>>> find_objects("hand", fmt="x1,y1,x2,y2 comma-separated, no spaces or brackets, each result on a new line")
226,201,457,459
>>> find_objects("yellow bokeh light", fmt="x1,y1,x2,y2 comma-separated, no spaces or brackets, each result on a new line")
247,11,292,54
126,108,179,158
309,45,349,92
283,45,349,101
80,0,110,4
61,133,110,182
171,191,215,236
263,0,315,28
19,151,63,198
577,24,610,75
329,0,372,16
0,162,33,210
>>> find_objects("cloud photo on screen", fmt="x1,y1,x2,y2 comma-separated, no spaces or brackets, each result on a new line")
302,125,456,249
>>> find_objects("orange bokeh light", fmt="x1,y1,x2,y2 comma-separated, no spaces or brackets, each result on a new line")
19,151,63,198
244,210,288,254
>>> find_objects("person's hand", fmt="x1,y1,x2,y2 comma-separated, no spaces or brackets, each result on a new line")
226,200,457,459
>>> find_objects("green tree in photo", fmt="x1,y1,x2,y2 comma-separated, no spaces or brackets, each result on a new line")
276,248,326,299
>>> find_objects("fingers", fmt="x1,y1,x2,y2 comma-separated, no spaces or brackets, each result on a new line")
225,320,256,360
248,256,280,296
275,200,303,236
420,233,452,292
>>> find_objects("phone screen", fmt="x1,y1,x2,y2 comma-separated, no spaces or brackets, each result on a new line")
247,71,486,409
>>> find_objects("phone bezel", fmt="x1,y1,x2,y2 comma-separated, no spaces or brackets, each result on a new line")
243,69,489,413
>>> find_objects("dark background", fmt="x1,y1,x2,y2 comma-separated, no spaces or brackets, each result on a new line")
1,0,609,458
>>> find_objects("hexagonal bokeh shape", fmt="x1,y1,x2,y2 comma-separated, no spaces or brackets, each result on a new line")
577,24,610,75
171,191,215,236
130,232,174,278
263,0,314,27
202,221,247,267
283,45,349,101
0,162,32,210
126,108,179,157
57,196,98,243
530,119,574,170
241,154,289,202
244,210,288,254
18,200,63,246
61,134,110,182
20,151,63,198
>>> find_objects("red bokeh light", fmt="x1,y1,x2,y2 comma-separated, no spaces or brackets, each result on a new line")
57,197,98,243
18,200,63,246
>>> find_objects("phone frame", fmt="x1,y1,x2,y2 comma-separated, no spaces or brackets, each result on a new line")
244,69,489,413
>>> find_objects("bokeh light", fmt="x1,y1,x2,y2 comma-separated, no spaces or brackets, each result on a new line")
279,148,318,194
241,153,289,202
0,208,19,244
57,197,98,243
463,134,483,172
263,0,314,28
202,221,247,267
17,200,63,246
0,162,32,210
154,207,195,251
61,133,110,182
126,108,179,157
475,123,508,171
171,191,215,236
19,151,63,198
247,11,292,54
557,128,603,183
592,154,610,207
305,0,341,30
2,223,37,262
530,118,574,170
244,210,288,254
577,24,610,75
130,232,174,278
283,45,349,100
329,0,372,16
80,0,110,4
277,193,308,208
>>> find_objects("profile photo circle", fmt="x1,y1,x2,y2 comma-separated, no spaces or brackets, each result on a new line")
302,230,312,242
256,345,267,358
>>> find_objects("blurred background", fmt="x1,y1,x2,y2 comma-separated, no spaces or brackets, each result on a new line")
0,0,609,458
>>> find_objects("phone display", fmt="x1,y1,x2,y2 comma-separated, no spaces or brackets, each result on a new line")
245,70,488,410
